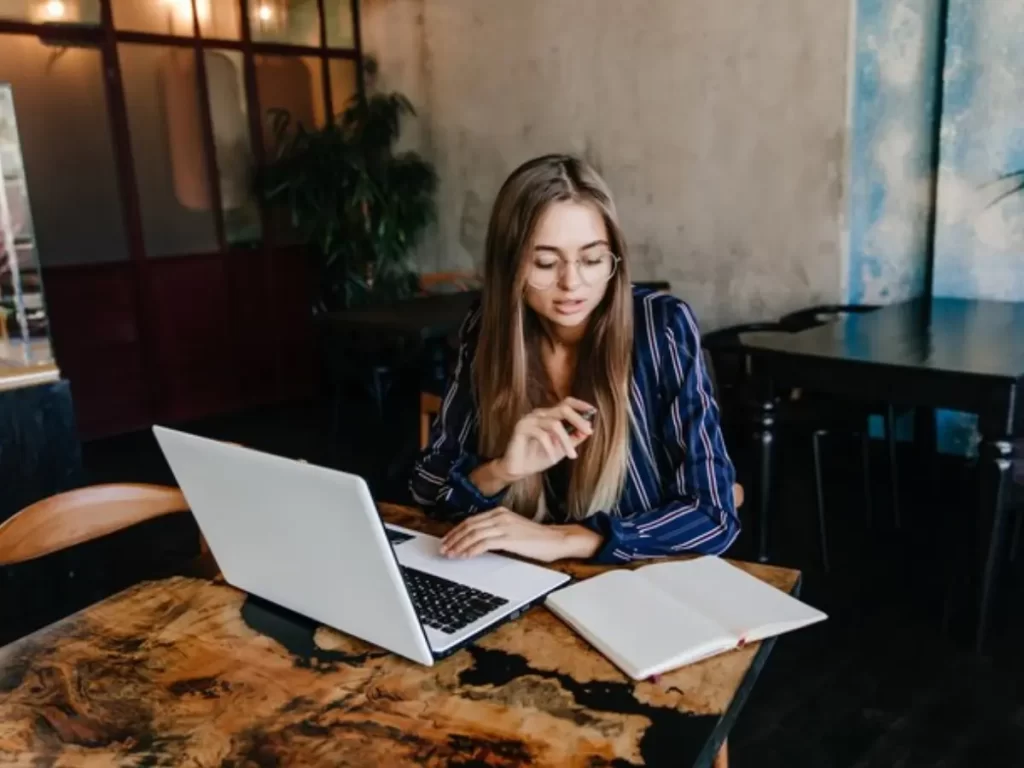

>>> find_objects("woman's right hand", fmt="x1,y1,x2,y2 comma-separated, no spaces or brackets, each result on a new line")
496,397,596,481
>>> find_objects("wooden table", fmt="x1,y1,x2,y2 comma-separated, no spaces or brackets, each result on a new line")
741,297,1024,649
0,505,800,767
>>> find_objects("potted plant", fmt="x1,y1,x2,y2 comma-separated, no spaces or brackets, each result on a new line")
260,73,437,312
985,169,1024,209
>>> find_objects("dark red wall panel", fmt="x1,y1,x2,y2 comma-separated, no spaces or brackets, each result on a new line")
41,248,316,439
269,246,317,399
42,263,150,437
147,255,243,423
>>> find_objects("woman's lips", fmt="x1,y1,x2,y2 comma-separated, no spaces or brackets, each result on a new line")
553,298,587,315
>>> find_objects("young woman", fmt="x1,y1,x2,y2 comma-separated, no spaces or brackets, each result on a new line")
411,154,738,564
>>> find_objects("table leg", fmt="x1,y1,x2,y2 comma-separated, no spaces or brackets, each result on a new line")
753,398,775,563
886,404,901,528
975,436,1014,651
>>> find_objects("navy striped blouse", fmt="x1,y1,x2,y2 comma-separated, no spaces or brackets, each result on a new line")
410,286,740,563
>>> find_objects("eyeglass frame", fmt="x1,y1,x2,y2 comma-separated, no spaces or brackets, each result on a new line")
524,250,621,290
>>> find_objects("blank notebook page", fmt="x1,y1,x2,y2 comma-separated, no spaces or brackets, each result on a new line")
545,569,733,679
638,557,826,643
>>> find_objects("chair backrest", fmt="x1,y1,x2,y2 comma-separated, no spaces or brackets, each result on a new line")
778,304,878,332
634,280,671,292
701,348,721,400
420,392,443,451
702,350,746,511
0,484,190,566
418,271,481,295
702,322,787,406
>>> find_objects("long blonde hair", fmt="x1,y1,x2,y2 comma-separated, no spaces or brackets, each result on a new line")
473,155,633,520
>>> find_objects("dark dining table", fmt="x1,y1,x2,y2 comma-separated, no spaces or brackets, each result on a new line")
319,290,480,407
320,290,480,344
318,291,480,481
740,297,1024,649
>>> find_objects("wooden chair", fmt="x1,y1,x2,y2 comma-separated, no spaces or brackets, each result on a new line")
417,271,481,295
420,391,443,451
0,483,200,566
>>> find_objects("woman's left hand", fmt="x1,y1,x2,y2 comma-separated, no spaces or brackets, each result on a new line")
439,507,602,563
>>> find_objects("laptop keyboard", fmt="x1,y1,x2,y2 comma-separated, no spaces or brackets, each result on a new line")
400,566,509,634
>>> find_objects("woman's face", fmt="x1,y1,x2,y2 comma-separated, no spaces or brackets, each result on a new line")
522,200,615,333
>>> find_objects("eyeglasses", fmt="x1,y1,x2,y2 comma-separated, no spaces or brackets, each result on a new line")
526,251,620,291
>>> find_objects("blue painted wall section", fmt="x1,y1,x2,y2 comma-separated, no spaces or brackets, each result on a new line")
851,0,1023,455
934,0,1024,302
848,0,940,445
932,0,1024,454
847,0,941,305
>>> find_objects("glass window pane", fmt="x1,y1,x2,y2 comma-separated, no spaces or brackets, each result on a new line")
250,0,319,47
255,55,324,245
0,0,100,24
205,50,261,246
112,0,195,36
120,44,219,257
328,58,358,120
256,55,325,150
0,35,129,267
198,0,240,40
0,83,56,373
324,0,353,49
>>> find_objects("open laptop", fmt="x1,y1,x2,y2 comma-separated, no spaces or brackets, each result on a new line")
152,426,570,666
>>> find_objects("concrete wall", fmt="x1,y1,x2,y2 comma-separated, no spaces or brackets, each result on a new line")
362,0,853,330
845,0,942,305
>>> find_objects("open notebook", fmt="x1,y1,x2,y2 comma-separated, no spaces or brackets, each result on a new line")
545,556,826,680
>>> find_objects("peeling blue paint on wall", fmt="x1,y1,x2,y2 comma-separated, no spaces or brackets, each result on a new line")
846,0,941,305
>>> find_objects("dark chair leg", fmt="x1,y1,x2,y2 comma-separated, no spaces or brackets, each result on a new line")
885,405,901,528
754,399,776,563
975,438,1013,652
328,383,345,464
1011,507,1023,564
812,429,829,572
368,366,390,420
941,457,976,637
860,429,873,529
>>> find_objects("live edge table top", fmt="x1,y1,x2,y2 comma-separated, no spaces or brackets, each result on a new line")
0,505,801,768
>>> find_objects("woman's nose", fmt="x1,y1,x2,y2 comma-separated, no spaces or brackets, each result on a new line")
558,260,583,290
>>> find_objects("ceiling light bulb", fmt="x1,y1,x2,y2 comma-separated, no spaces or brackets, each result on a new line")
256,3,272,21
43,0,66,19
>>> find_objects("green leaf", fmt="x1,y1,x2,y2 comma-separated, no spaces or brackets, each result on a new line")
256,87,437,310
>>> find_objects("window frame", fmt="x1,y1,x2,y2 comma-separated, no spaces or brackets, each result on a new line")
0,0,363,259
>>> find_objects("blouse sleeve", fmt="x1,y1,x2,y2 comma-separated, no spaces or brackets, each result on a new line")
580,299,740,563
409,307,508,519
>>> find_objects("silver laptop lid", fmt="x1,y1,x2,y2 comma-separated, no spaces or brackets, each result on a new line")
152,426,434,666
